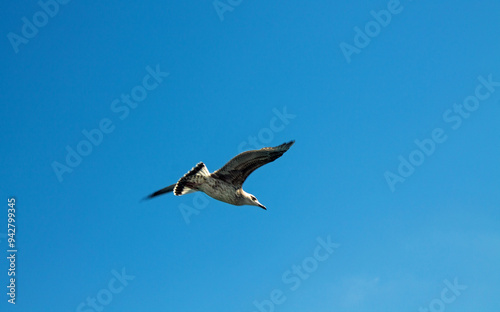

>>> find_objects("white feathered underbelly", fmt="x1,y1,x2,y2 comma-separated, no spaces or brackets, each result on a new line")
199,178,240,205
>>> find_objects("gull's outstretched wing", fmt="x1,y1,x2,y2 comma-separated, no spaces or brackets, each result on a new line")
211,140,294,188
143,183,176,200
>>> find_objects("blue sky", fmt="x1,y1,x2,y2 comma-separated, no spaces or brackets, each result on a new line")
1,0,500,311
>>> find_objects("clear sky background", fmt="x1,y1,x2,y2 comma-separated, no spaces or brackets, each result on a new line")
1,1,499,311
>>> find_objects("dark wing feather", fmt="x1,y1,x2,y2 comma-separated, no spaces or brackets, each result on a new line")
143,183,176,201
212,140,294,187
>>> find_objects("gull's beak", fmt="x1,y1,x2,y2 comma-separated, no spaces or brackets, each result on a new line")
256,202,267,210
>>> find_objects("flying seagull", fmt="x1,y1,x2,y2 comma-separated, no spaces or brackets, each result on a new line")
144,140,295,210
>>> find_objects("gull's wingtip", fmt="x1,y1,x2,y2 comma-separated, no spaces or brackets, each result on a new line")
276,140,295,150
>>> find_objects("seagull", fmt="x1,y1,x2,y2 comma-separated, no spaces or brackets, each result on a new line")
144,140,295,210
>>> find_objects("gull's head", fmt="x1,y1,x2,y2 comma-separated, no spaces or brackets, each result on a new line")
243,192,266,210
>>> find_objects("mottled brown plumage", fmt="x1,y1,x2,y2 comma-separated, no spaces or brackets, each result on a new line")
144,140,295,209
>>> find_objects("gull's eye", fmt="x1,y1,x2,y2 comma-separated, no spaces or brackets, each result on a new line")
251,196,256,201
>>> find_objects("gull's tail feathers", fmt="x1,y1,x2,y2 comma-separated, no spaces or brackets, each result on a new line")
174,162,209,196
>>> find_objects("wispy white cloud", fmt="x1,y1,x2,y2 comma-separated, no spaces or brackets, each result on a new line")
342,276,380,308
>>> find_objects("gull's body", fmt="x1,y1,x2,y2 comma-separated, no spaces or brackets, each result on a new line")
144,141,295,209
